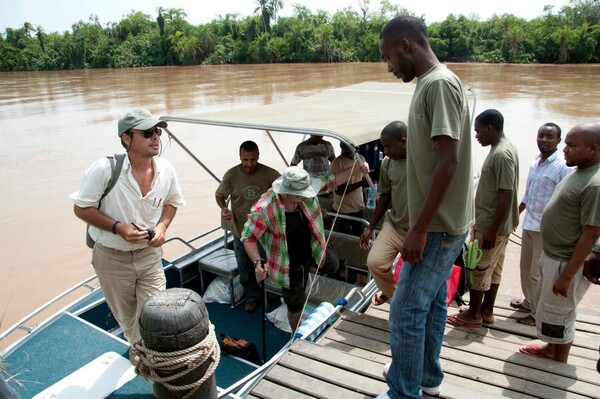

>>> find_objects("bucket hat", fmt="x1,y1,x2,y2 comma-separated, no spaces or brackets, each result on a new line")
272,166,322,198
118,109,167,137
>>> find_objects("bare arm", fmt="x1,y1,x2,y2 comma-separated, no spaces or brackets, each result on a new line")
482,189,514,250
553,225,600,296
215,195,232,220
335,177,368,196
243,239,266,281
333,163,369,187
403,136,459,263
73,204,147,244
359,192,391,250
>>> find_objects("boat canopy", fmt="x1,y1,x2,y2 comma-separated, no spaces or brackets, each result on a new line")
161,81,415,146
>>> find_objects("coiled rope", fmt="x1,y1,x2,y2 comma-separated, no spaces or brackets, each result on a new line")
133,323,221,399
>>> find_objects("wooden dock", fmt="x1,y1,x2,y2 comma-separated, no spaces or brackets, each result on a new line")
248,295,600,398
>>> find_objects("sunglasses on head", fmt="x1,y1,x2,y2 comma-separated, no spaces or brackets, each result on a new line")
137,127,162,139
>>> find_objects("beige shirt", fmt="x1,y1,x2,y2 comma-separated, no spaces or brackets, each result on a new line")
407,64,474,235
474,137,520,236
330,154,366,213
71,156,185,251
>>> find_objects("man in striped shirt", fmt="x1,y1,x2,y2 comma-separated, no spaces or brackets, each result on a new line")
511,123,572,325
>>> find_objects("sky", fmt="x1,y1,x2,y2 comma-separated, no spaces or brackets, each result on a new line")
1,0,572,33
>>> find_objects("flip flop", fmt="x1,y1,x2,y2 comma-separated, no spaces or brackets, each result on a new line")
510,298,531,311
446,313,482,328
519,344,552,360
371,291,390,306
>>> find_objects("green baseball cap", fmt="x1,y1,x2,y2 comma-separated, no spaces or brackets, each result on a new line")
117,109,167,137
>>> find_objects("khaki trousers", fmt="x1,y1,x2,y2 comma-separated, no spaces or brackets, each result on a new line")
92,244,166,343
366,222,405,299
519,229,543,315
471,230,509,291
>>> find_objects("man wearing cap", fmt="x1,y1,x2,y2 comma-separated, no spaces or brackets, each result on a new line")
71,109,185,354
242,166,328,331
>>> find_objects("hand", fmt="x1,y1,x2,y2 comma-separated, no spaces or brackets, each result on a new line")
221,208,232,220
358,162,370,175
255,263,267,281
403,228,427,263
552,274,572,297
148,223,167,247
583,251,600,285
481,230,498,250
120,223,152,244
359,229,373,250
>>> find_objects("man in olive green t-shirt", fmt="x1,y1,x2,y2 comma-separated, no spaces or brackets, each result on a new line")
519,122,600,363
359,121,409,305
448,109,519,328
216,141,280,312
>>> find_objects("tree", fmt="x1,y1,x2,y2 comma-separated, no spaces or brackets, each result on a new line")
36,25,46,52
254,0,284,32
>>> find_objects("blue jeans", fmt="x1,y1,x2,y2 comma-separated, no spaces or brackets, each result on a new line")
233,237,266,303
386,231,467,399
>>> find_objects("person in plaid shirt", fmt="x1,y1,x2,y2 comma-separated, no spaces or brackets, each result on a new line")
241,166,329,331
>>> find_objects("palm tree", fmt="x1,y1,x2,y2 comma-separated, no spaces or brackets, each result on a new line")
254,0,284,33
36,25,46,52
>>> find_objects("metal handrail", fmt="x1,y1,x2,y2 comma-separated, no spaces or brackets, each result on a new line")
0,275,99,342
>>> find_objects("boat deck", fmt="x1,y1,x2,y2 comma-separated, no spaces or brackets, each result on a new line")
248,295,600,398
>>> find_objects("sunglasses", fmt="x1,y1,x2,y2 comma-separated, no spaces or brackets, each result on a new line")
137,127,162,139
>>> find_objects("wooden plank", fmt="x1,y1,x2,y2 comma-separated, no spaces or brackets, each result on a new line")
291,339,386,381
342,311,389,330
443,329,599,372
440,346,599,398
333,318,390,344
320,338,390,364
439,377,519,399
251,378,318,399
445,323,599,361
266,364,371,399
440,357,590,399
325,328,391,355
278,351,388,396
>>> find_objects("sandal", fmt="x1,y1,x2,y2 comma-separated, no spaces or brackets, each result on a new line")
371,291,390,306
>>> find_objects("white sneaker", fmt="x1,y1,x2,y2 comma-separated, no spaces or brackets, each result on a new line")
422,385,441,396
383,362,391,377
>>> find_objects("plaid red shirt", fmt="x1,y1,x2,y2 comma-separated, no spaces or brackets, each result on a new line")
241,188,326,288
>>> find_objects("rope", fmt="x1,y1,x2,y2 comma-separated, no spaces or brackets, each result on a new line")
133,323,221,399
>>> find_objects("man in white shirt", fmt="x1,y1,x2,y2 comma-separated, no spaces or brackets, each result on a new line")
511,123,571,326
71,109,185,353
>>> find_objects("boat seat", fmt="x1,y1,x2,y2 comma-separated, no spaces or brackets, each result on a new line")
197,247,242,307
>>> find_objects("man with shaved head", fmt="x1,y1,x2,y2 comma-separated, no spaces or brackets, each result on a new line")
519,122,600,363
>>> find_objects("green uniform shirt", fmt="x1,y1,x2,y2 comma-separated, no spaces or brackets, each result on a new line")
541,163,600,260
379,156,409,235
216,163,281,238
474,137,520,236
407,64,474,235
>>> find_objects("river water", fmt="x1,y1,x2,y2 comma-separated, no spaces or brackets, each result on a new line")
1,63,599,339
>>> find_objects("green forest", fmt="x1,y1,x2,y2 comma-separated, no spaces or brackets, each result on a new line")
1,0,599,71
